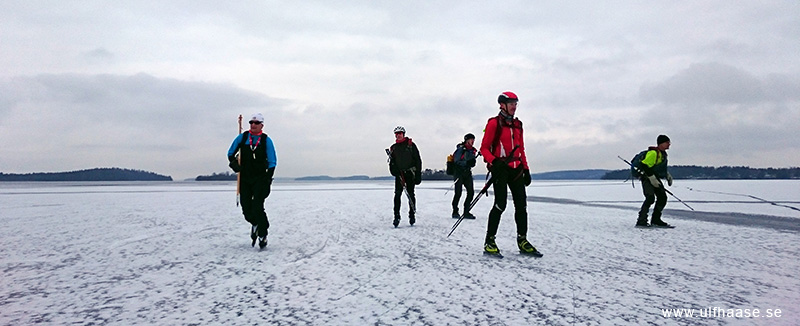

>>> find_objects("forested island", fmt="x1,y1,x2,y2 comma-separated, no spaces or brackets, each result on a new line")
0,168,172,181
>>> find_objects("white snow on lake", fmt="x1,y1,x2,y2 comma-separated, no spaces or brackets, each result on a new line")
1,180,798,325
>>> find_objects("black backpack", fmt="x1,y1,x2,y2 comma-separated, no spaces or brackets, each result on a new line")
630,149,649,178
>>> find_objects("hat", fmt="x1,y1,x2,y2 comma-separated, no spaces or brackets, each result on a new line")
464,133,475,141
497,91,518,104
249,113,264,123
657,134,670,144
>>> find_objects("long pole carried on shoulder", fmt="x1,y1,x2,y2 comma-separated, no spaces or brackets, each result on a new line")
617,155,694,211
236,114,242,206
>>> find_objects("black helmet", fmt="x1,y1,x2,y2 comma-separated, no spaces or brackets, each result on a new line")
497,91,518,104
464,133,475,141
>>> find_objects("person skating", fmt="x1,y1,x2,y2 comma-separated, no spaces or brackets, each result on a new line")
227,113,277,249
479,91,541,258
388,126,422,227
451,133,478,219
635,135,674,228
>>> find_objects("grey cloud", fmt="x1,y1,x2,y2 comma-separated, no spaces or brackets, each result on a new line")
640,63,766,105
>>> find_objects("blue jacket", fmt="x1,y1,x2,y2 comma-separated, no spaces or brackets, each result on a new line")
228,132,277,169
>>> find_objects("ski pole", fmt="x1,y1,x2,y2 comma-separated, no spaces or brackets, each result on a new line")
236,114,242,207
448,175,493,237
617,156,695,211
399,172,417,214
447,149,520,237
444,178,459,195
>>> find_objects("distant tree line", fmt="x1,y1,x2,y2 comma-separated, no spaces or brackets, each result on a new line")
196,171,237,181
0,168,172,181
602,165,800,180
197,170,455,181
421,168,451,180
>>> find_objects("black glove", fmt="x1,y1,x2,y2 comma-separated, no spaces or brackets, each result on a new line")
523,169,531,186
414,171,422,185
389,163,399,176
491,158,507,171
467,158,476,168
228,156,241,173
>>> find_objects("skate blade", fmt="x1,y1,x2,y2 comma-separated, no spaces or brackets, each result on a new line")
483,251,504,258
520,251,543,258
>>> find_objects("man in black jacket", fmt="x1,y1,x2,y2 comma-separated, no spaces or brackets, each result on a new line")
388,126,422,227
451,133,478,219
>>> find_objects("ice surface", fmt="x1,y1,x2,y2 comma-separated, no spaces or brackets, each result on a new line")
1,180,798,325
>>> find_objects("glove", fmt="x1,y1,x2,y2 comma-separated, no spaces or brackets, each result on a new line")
523,169,531,186
491,158,508,170
666,173,673,187
389,163,399,176
414,172,422,185
467,158,476,168
647,175,660,188
228,156,241,173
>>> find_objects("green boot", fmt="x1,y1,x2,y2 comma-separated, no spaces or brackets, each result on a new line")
484,235,502,257
517,235,543,257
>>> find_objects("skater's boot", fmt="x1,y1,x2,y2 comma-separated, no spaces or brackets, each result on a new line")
635,214,650,228
517,234,543,257
651,219,674,228
651,211,674,228
409,212,415,226
257,229,268,249
452,208,460,219
250,224,258,247
484,235,501,256
393,213,400,228
463,210,476,219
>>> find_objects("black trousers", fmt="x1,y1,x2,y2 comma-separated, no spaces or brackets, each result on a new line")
486,166,528,239
452,173,474,212
240,174,272,237
393,170,416,217
639,178,667,222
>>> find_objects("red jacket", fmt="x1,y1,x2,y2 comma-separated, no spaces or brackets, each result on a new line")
480,115,529,170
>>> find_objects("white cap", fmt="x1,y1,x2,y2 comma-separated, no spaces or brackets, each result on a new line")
249,113,264,123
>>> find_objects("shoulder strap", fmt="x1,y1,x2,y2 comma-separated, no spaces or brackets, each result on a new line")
491,116,503,153
239,131,250,147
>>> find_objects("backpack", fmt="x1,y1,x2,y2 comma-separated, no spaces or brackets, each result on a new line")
445,154,454,175
630,150,649,178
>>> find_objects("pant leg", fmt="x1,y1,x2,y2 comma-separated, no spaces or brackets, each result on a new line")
651,186,668,222
639,178,656,221
463,173,474,212
486,168,509,239
250,175,271,237
452,177,463,211
393,176,403,216
239,180,256,225
404,170,416,216
508,169,528,237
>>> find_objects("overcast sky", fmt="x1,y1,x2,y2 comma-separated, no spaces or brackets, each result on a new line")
1,1,798,180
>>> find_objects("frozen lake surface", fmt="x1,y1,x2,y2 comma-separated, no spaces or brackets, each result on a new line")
1,180,799,325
